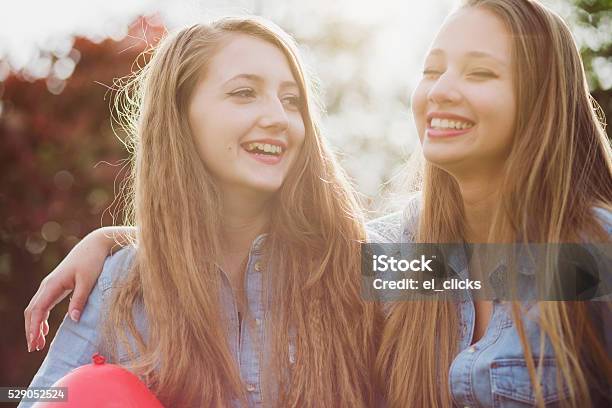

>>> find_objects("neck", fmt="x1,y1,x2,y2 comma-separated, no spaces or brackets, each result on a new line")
220,185,272,255
453,170,504,243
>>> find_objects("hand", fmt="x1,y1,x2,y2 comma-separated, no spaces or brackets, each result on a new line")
24,228,115,352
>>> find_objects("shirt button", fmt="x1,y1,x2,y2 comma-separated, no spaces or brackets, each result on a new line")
255,318,262,326
289,354,296,364
246,383,256,392
468,346,476,353
254,261,262,272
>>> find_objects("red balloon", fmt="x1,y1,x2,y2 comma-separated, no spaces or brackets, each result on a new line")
33,353,164,407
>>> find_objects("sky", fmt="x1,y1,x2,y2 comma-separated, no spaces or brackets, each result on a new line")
1,0,605,202
0,0,455,78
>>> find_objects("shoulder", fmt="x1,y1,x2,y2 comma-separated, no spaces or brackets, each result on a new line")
366,211,404,243
592,206,612,237
584,207,612,300
366,193,422,243
22,247,137,395
97,245,137,293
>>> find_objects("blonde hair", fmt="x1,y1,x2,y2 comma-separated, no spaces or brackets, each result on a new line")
377,1,612,407
103,17,379,407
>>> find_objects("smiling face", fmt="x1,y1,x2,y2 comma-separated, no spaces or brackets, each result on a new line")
412,7,516,176
188,34,306,195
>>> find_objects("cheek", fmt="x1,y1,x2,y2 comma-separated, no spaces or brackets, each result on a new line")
411,84,429,139
472,84,516,147
188,115,237,173
189,100,213,156
289,114,306,149
188,115,209,156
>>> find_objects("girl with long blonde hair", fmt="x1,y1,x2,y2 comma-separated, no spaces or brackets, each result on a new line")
375,0,611,406
24,1,612,407
22,16,379,407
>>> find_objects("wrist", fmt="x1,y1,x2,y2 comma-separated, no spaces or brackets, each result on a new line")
87,227,117,253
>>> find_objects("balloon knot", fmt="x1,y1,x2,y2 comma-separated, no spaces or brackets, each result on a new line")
92,353,106,365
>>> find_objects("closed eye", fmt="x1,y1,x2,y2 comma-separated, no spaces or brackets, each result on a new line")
228,88,255,98
468,71,497,79
282,94,302,109
423,69,442,79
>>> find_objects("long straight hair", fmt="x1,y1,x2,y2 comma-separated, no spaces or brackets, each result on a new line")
377,1,612,407
102,17,379,407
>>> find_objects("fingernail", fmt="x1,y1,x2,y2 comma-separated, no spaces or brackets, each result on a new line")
70,310,80,322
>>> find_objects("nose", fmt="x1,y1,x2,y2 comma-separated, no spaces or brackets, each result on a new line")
427,71,461,106
258,95,289,132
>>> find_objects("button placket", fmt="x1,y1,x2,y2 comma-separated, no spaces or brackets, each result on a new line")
241,247,265,405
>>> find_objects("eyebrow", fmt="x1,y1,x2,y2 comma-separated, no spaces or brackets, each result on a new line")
223,73,299,89
428,48,507,66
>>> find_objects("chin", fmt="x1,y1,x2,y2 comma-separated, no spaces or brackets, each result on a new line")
423,147,462,166
247,179,284,194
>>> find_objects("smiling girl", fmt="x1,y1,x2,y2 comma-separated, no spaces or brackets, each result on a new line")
21,17,378,407
23,1,612,407
376,0,611,407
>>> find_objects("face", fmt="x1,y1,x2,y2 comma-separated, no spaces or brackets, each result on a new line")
188,34,306,195
412,7,516,176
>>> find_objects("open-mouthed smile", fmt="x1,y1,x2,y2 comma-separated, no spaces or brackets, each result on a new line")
426,113,476,138
240,139,287,165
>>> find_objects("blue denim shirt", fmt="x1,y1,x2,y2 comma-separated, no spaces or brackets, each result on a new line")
366,200,612,407
20,234,280,407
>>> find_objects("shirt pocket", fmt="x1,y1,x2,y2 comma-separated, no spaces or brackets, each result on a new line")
490,358,566,407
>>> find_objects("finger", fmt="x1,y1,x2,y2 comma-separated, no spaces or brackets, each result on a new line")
28,282,71,352
35,325,45,352
42,319,49,336
25,293,37,351
67,275,94,322
28,308,50,353
30,312,49,351
25,288,44,351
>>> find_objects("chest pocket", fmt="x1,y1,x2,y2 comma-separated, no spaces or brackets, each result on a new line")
490,358,566,407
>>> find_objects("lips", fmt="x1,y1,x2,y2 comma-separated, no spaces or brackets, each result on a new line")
426,112,476,138
240,139,287,165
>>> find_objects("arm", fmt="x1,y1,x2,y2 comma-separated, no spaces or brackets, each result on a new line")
18,247,135,408
24,226,135,353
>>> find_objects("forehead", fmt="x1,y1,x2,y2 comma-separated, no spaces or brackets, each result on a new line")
206,33,297,84
430,7,511,62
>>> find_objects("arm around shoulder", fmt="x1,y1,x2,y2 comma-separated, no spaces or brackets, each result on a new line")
19,247,136,407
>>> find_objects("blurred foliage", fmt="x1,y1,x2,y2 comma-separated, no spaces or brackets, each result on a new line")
571,0,612,125
0,18,163,388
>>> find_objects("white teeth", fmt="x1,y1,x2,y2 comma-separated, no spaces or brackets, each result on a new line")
430,117,473,130
244,142,283,155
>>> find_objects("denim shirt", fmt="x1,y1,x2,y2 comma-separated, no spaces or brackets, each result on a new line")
366,200,612,408
20,234,280,408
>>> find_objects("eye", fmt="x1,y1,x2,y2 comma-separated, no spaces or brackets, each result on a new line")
422,69,442,79
467,70,497,79
229,88,255,98
281,94,302,109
